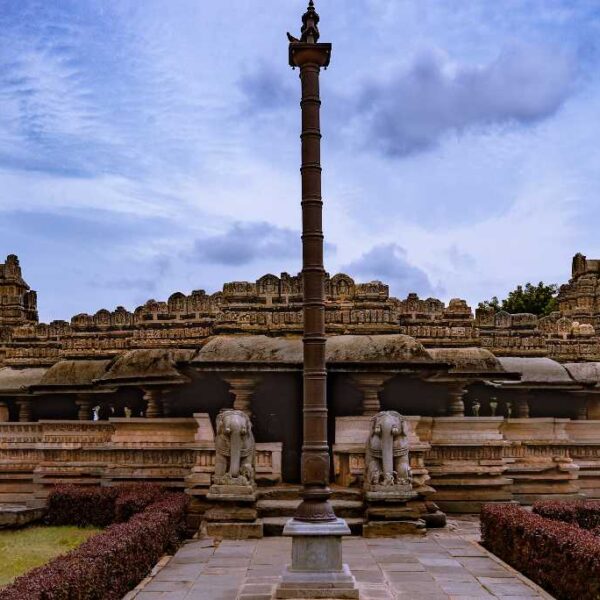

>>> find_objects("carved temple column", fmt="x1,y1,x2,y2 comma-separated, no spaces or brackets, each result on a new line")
446,382,467,417
143,388,164,419
223,375,260,418
352,373,392,416
75,394,95,421
573,391,589,420
0,402,8,422
17,398,33,422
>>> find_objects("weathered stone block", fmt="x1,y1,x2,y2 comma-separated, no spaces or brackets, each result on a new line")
204,506,258,522
362,519,426,537
205,520,263,539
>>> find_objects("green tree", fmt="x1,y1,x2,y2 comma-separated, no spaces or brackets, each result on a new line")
478,282,559,316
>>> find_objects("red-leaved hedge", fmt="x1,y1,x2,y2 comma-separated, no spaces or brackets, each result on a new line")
45,483,165,527
481,503,600,600
0,486,189,600
533,499,600,531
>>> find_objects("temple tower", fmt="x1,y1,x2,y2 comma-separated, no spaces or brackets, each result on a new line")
0,255,38,327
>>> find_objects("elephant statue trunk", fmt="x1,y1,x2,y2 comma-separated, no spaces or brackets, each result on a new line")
381,420,397,485
228,427,242,477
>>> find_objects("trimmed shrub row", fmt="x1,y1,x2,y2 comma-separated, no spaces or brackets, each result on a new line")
0,486,189,600
533,499,600,532
481,503,600,600
45,483,165,527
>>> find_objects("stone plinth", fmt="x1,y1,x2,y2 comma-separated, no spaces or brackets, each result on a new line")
503,418,581,504
427,417,511,513
110,417,198,446
566,420,600,499
430,417,505,444
275,518,358,600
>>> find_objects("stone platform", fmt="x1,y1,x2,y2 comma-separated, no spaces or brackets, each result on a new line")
125,517,553,600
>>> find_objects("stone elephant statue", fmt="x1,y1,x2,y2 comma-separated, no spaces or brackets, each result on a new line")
214,409,255,486
365,410,412,488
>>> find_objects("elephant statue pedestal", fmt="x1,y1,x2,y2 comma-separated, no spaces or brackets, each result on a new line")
204,409,263,539
363,411,446,537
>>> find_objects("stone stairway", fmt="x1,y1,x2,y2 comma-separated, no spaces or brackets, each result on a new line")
257,485,365,536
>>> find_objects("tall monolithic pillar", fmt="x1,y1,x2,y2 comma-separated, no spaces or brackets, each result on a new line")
276,3,358,598
290,0,334,524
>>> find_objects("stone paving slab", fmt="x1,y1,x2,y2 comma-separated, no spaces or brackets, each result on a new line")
126,518,553,600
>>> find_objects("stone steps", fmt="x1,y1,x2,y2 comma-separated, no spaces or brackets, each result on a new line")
256,486,365,536
257,498,364,519
258,485,363,501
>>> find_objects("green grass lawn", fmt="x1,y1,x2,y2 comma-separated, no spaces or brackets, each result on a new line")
0,525,101,587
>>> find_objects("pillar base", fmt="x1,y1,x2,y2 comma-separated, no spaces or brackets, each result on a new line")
274,518,358,600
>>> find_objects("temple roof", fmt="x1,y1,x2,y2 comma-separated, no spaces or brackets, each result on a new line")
194,334,433,365
0,367,47,394
496,357,576,386
563,362,600,385
97,349,194,386
35,359,112,391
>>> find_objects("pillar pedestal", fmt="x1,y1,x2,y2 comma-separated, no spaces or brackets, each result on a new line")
223,376,259,417
143,389,163,418
17,399,33,422
446,383,467,417
576,401,588,420
352,374,391,416
275,519,358,599
75,395,94,421
514,393,530,419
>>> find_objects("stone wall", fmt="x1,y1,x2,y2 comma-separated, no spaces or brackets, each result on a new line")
2,416,596,513
333,416,599,512
0,416,282,508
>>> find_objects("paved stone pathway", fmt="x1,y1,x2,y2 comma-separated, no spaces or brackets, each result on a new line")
127,519,552,600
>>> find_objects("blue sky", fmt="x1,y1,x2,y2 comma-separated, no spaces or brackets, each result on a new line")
1,0,599,322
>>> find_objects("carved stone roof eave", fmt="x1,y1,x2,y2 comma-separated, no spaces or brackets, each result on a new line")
428,370,522,384
485,382,583,392
188,359,450,375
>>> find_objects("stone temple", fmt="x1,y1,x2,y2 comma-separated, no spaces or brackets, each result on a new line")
1,250,600,535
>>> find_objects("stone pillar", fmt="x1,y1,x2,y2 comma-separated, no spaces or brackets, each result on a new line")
143,389,163,419
588,395,600,420
0,402,9,422
352,374,391,416
17,398,33,422
75,395,94,421
446,383,467,417
223,376,259,418
514,392,530,419
162,396,173,418
576,399,588,420
276,5,358,600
